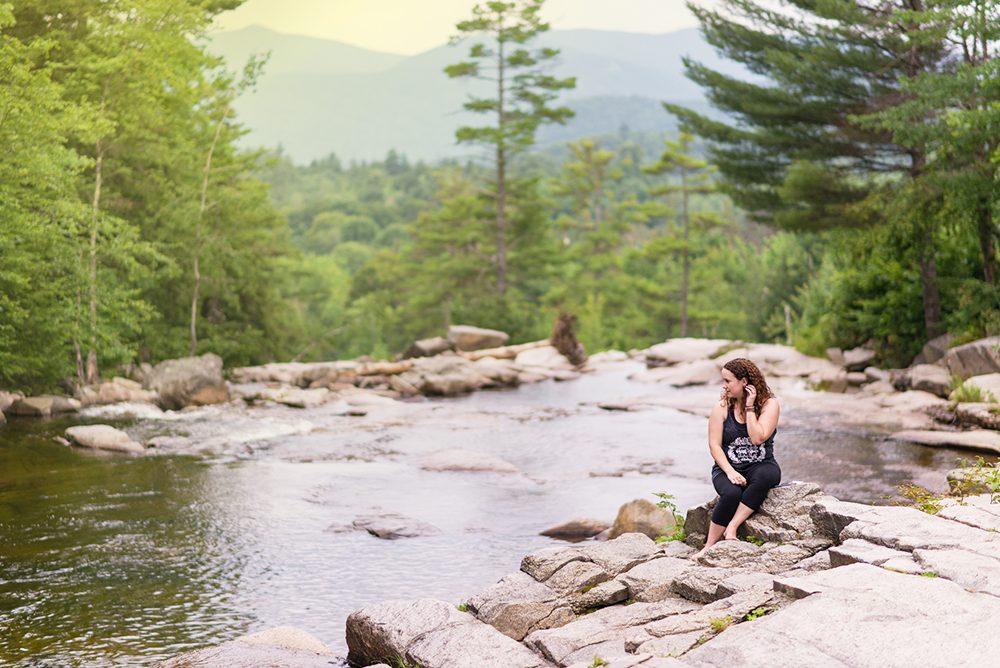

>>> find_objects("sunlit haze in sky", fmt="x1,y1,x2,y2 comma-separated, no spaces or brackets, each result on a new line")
212,0,706,55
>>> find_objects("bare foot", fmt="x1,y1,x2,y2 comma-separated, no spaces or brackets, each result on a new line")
723,532,739,541
689,548,706,561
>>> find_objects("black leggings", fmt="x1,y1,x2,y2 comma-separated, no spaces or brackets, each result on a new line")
711,460,781,527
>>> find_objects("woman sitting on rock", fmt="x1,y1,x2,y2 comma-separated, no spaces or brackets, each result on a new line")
691,358,781,559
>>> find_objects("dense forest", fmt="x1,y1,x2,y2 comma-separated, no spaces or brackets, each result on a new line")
2,0,998,393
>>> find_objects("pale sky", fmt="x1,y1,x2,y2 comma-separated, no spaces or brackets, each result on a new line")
212,0,705,55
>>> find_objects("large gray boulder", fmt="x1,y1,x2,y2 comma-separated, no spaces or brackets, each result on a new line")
7,397,53,416
65,425,144,454
913,332,953,365
447,325,510,352
951,373,1000,402
346,598,552,668
686,482,832,544
151,626,338,668
144,353,228,410
403,336,454,359
940,335,1000,378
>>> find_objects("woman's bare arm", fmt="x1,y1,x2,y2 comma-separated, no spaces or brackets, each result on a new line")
745,397,779,445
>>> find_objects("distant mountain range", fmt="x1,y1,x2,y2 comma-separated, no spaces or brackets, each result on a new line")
204,25,742,164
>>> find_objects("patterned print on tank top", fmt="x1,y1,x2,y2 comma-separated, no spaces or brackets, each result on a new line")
727,436,765,464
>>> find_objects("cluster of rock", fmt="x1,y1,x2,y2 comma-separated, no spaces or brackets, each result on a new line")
344,482,1000,668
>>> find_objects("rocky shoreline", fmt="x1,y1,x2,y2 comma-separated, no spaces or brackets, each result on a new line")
155,482,1000,667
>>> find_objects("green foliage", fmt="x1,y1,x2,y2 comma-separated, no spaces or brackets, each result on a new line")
951,383,998,404
709,616,732,632
745,607,768,621
586,656,609,668
743,535,765,547
652,492,687,543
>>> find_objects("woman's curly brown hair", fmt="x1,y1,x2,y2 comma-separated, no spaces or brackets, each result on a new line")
723,358,774,414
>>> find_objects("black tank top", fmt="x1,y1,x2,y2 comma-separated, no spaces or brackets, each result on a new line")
714,405,776,473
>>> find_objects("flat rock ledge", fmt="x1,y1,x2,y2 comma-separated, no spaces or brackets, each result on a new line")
346,482,1000,668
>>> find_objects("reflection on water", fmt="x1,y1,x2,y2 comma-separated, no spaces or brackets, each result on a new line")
0,367,988,666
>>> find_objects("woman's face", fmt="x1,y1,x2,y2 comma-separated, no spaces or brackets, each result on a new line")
721,368,747,398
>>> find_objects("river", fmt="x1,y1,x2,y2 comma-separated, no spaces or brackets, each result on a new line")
0,362,981,667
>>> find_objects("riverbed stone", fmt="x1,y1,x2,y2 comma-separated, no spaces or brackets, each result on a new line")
940,335,1000,378
399,355,495,396
467,571,574,641
152,626,338,668
8,397,53,416
447,325,510,352
615,557,695,603
715,571,776,599
347,598,552,668
609,500,677,541
350,511,442,539
403,336,454,359
742,482,827,541
64,425,144,454
145,353,228,410
416,447,521,473
701,563,1000,668
670,567,734,604
567,579,630,613
540,518,612,541
888,429,1000,453
38,395,82,413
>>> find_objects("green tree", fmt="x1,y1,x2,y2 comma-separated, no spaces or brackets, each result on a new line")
644,132,721,337
668,0,952,340
445,0,575,296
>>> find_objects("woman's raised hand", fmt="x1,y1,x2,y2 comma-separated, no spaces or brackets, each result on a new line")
744,384,757,408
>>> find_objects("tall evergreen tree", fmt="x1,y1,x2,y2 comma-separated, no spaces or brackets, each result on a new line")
445,0,575,296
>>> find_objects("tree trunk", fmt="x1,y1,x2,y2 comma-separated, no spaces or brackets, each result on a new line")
919,248,942,340
495,42,507,296
680,177,690,338
977,203,996,285
87,142,104,386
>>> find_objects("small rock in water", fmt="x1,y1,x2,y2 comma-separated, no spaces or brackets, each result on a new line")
151,625,341,668
540,518,612,542
8,397,53,417
417,447,522,473
65,425,144,454
351,512,442,539
609,499,676,540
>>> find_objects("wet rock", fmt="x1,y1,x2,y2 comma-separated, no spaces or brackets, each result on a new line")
615,557,694,603
350,512,442,539
145,353,228,410
38,395,81,413
416,447,521,473
644,338,736,366
467,571,574,641
940,335,1000,378
609,499,677,541
152,626,339,668
888,429,1000,454
540,518,612,541
346,598,551,668
65,425,144,454
448,325,510,352
403,336,455,359
7,397,53,416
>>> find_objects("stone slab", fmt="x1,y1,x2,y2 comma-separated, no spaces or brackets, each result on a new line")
888,429,1000,455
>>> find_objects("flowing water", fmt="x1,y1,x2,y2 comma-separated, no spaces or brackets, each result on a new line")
0,363,984,667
